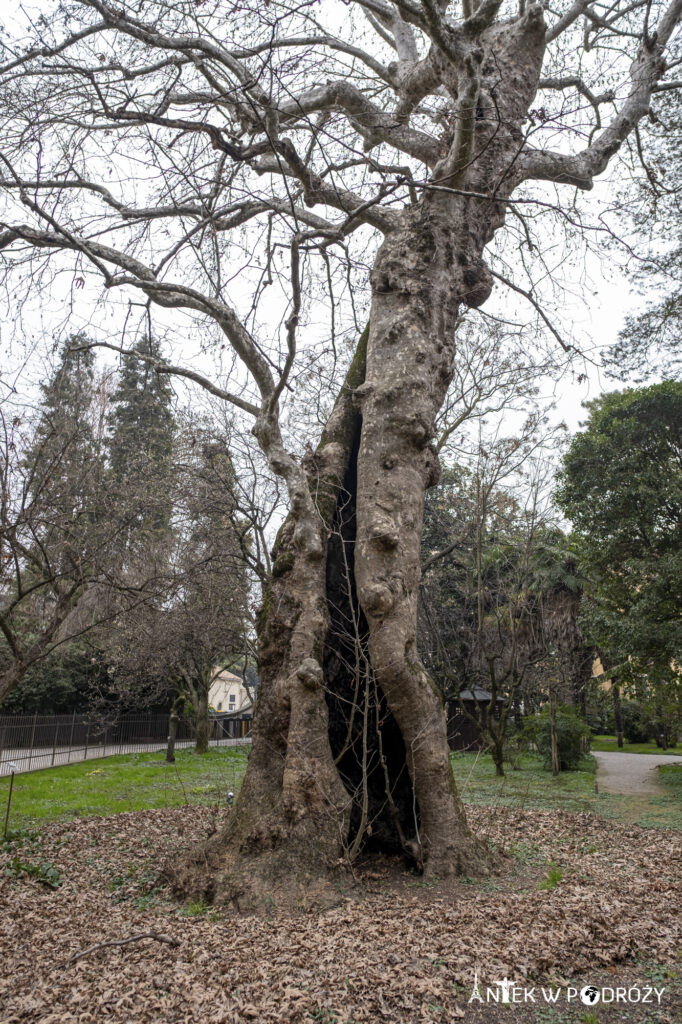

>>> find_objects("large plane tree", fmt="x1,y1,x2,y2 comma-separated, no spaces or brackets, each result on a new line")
0,0,680,904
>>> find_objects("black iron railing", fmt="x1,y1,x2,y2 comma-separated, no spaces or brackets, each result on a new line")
0,711,251,775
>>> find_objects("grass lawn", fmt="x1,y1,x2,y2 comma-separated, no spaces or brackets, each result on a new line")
591,733,682,755
0,746,249,827
2,745,681,832
451,750,599,814
451,750,682,830
660,762,682,795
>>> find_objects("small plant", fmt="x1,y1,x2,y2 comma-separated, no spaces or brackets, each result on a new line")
535,1008,574,1024
3,853,61,889
1,825,40,848
537,863,564,890
509,841,543,865
134,891,162,911
638,959,678,984
2,826,62,889
183,897,211,916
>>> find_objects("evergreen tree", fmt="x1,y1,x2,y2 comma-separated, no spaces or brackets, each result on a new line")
557,383,682,745
107,336,175,544
25,338,101,515
103,422,251,751
0,338,109,705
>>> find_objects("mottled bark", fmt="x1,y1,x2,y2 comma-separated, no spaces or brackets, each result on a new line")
169,7,549,903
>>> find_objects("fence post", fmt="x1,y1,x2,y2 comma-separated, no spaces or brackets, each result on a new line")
27,713,37,771
51,721,59,766
0,726,5,768
67,711,76,763
84,721,90,760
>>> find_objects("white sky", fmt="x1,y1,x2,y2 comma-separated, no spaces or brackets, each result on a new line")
0,0,664,450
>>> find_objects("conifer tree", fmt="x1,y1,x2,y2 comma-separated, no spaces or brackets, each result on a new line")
0,339,108,703
107,337,175,546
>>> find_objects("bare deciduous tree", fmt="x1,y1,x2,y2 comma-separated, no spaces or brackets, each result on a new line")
0,0,680,901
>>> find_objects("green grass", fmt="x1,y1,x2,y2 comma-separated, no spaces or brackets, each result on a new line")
590,734,682,755
451,751,599,814
537,863,564,890
451,750,682,830
0,746,248,827
659,763,682,795
2,744,681,834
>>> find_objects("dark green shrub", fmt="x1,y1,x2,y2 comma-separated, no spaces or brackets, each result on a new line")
585,683,614,735
525,705,590,771
621,700,650,744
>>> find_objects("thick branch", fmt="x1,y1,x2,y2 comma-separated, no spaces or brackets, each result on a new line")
522,0,682,188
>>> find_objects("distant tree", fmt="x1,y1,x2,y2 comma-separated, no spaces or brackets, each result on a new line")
420,460,556,777
107,336,176,548
0,641,102,714
531,532,594,718
105,424,251,752
0,339,184,710
557,382,682,746
0,341,112,704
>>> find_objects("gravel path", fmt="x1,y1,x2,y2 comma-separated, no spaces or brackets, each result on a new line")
593,750,682,795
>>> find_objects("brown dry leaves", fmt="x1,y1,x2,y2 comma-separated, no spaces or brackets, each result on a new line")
0,805,680,1023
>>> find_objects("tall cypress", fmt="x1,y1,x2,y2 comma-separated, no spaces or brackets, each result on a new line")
23,337,104,563
26,338,99,500
106,336,176,546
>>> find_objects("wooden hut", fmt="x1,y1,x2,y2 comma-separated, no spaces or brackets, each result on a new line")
446,687,504,751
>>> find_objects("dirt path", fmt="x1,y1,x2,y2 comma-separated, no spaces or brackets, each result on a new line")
593,750,682,795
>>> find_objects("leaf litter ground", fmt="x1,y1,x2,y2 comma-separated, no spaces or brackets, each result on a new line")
1,804,680,1023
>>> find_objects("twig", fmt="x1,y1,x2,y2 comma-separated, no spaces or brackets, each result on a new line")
66,931,180,966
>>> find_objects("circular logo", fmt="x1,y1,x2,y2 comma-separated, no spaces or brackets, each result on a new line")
580,986,600,1005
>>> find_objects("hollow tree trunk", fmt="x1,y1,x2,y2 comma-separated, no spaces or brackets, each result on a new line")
353,207,494,875
168,8,547,907
168,341,370,906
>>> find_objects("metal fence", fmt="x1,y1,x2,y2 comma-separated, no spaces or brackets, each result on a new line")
0,711,252,775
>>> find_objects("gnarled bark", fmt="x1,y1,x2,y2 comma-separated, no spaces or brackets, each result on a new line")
168,6,550,907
